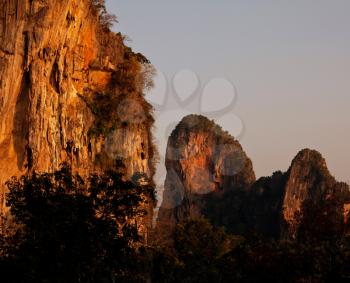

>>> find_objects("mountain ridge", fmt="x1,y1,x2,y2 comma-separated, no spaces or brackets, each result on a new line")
158,115,350,239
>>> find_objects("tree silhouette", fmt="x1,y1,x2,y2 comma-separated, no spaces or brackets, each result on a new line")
1,166,154,282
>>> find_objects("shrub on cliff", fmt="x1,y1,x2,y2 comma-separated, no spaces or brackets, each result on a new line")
90,0,118,31
86,45,155,138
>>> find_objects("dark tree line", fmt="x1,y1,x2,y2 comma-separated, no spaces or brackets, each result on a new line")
0,166,350,282
150,217,350,283
0,166,154,282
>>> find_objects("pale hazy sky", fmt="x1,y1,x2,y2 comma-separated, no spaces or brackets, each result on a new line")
106,0,350,183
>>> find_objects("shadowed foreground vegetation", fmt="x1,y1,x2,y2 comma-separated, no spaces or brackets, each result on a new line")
0,167,349,282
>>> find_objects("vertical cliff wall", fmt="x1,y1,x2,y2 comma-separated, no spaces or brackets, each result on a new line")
157,115,256,233
281,149,350,238
0,0,156,230
245,149,350,239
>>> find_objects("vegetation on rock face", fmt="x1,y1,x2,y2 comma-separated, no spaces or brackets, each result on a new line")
90,0,118,31
79,1,156,138
86,41,155,138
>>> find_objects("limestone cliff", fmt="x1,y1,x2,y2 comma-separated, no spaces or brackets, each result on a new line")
157,115,255,232
246,149,350,239
157,114,349,239
0,0,156,231
281,149,350,238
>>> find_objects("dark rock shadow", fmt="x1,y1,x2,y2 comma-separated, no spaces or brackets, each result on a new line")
13,71,30,170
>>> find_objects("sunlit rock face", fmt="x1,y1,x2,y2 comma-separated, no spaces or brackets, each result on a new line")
0,0,155,232
157,115,256,233
281,149,350,238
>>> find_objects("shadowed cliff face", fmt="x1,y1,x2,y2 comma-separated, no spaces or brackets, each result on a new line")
0,0,155,229
157,115,256,233
283,149,329,227
249,149,350,239
281,149,350,238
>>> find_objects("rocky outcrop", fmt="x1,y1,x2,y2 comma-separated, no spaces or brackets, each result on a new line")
157,115,255,233
0,0,155,234
281,149,350,238
157,115,350,239
246,149,350,239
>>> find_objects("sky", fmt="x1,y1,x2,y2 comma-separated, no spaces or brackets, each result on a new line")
106,0,350,185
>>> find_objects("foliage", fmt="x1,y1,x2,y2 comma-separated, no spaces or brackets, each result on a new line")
85,2,155,138
86,91,121,137
150,218,242,283
0,166,155,282
90,0,118,31
86,90,154,138
217,236,350,283
151,218,350,283
1,167,349,282
87,46,155,138
172,218,237,282
296,196,347,242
